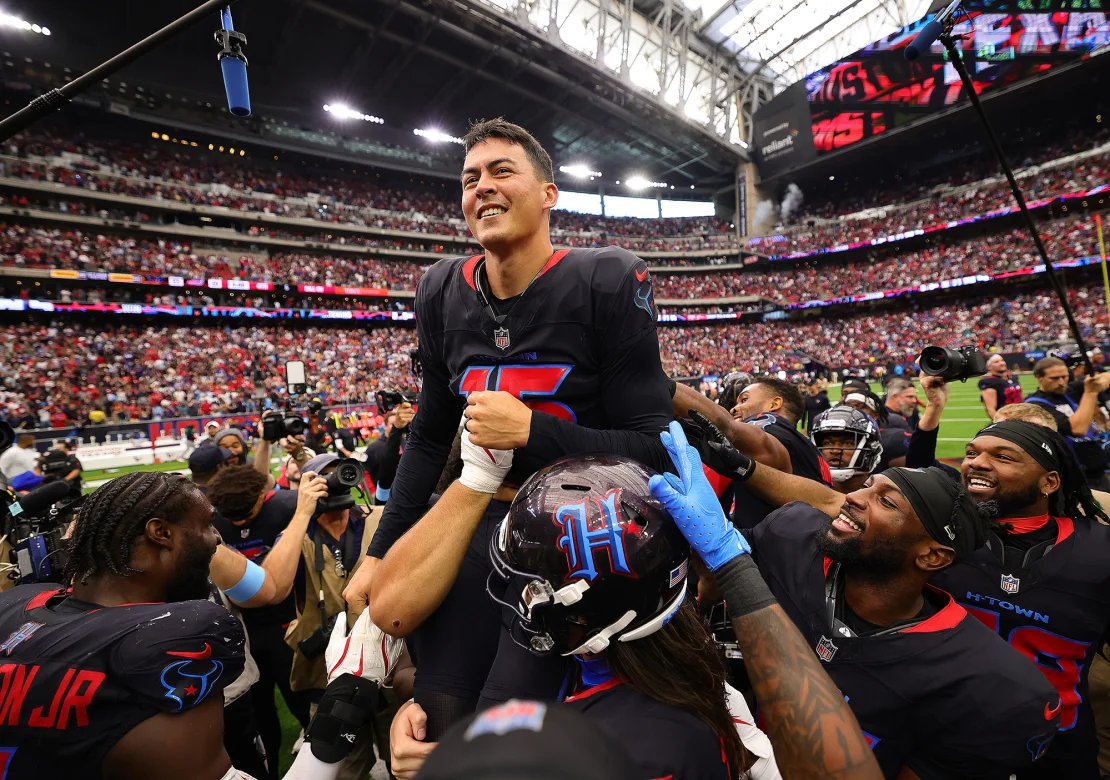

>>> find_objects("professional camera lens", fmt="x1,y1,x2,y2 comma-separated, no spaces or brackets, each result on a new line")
920,346,959,377
0,420,13,453
283,415,306,436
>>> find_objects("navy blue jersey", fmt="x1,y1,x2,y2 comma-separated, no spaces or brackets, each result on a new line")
0,584,245,779
731,412,827,529
748,503,1060,779
369,247,673,558
932,517,1110,773
563,680,729,780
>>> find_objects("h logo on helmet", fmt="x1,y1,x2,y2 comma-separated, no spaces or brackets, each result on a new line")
553,489,637,582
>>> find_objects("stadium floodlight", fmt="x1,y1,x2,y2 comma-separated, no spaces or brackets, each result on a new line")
625,176,667,190
0,12,49,35
559,164,601,179
414,128,464,144
323,103,385,124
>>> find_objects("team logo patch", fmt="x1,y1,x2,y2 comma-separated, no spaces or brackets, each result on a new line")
159,658,225,712
815,635,838,663
1027,731,1056,761
1001,573,1021,594
0,622,43,656
553,488,637,582
465,700,547,741
494,327,511,351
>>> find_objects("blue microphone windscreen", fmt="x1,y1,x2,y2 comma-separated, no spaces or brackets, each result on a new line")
905,20,942,61
221,56,251,117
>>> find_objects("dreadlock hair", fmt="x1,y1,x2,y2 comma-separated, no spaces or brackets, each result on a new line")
606,601,751,778
1042,430,1110,524
63,472,202,586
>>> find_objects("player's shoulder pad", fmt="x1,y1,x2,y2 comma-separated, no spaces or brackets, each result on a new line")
568,246,646,285
417,255,472,297
111,600,246,714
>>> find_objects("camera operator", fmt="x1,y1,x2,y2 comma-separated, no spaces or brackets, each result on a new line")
365,402,413,503
263,454,400,780
207,464,314,779
0,430,39,490
1025,356,1110,490
39,439,82,499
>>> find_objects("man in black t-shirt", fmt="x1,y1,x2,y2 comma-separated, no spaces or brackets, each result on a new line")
802,381,831,432
1025,357,1110,488
979,354,1025,420
206,465,313,778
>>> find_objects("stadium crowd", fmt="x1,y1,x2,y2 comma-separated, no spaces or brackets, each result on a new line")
4,279,1108,428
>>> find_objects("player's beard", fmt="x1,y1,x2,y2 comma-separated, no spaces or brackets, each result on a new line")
812,527,908,583
165,535,218,602
991,478,1044,520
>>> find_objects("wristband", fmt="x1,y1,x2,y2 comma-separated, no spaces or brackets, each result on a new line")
374,485,391,503
223,558,266,603
714,555,777,620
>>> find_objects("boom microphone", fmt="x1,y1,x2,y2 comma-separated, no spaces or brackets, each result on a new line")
904,0,961,61
8,480,71,517
215,6,251,117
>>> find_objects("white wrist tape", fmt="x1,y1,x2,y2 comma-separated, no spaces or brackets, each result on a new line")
459,428,513,493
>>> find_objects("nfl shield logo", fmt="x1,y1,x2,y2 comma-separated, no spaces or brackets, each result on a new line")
815,635,838,663
1001,573,1020,594
494,327,510,351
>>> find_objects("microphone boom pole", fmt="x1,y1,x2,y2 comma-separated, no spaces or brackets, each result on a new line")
934,7,1097,375
0,0,241,144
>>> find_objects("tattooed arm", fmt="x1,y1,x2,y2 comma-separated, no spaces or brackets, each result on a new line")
650,421,882,779
726,588,881,778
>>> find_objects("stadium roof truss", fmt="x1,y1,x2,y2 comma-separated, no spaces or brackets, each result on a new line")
698,0,933,88
435,0,933,153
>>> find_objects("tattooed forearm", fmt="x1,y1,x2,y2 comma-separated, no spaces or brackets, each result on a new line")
733,604,882,780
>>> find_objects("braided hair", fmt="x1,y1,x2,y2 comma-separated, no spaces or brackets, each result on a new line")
63,472,202,586
1049,442,1110,524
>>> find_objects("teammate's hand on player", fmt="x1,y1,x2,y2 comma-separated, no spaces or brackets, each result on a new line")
391,700,436,779
920,375,949,408
295,472,327,516
394,402,415,430
325,607,405,684
464,391,531,449
649,421,751,571
459,425,514,493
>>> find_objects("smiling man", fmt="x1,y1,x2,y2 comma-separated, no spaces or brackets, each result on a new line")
345,118,673,739
679,419,1062,778
931,420,1110,779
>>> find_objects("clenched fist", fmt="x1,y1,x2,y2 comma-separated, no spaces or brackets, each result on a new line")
464,390,532,450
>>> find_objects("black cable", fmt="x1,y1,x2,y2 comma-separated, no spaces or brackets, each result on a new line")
938,13,1096,376
0,0,241,143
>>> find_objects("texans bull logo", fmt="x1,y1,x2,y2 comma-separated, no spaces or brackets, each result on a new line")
160,654,225,712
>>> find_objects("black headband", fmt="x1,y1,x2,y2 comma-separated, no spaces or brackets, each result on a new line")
882,467,985,561
976,420,1063,475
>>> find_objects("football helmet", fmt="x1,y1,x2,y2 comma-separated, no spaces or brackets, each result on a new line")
810,406,883,483
487,454,689,657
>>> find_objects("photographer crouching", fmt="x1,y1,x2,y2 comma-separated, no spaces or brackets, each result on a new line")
262,453,405,780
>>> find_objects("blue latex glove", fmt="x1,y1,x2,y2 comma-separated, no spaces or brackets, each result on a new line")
649,421,751,571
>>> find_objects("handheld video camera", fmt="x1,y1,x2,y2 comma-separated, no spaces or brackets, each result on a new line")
3,483,83,586
315,457,365,514
377,389,418,414
262,413,307,442
918,345,988,383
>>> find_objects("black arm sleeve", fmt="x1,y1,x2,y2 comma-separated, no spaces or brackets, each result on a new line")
377,427,406,490
525,328,673,474
367,273,463,559
905,424,939,469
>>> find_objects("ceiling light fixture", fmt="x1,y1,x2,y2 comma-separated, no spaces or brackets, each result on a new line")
323,103,385,124
0,13,48,35
559,164,602,179
414,128,463,144
625,176,667,190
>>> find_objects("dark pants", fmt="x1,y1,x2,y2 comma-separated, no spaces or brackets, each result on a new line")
410,500,567,740
223,693,268,779
246,621,314,780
